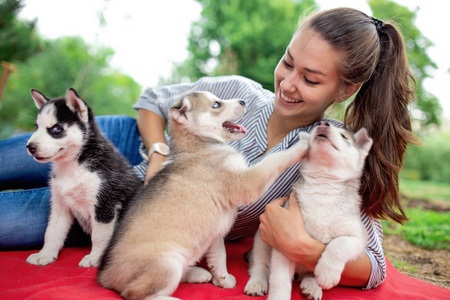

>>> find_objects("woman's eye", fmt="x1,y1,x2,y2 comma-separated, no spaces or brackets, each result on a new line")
49,125,63,134
304,77,319,86
213,101,221,108
282,58,293,69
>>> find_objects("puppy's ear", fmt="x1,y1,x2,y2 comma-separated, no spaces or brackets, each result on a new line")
354,128,373,156
170,97,192,125
31,89,49,109
66,88,88,122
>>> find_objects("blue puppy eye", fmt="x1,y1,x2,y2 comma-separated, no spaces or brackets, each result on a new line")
213,101,221,108
49,125,63,134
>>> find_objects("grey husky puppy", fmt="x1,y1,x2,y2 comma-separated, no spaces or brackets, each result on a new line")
97,92,309,300
245,121,373,300
26,89,142,267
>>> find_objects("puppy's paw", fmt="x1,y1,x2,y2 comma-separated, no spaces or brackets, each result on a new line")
314,261,343,290
300,277,322,300
297,132,310,155
78,253,100,267
26,252,57,266
244,277,268,296
298,131,310,142
213,273,236,289
182,267,212,283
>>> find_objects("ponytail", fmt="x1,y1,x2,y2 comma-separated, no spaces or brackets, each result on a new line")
345,23,418,224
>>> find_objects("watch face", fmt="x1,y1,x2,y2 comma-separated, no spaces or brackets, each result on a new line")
154,143,169,155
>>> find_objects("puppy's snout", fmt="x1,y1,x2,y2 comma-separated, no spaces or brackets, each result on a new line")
27,143,37,155
320,121,330,127
239,100,246,107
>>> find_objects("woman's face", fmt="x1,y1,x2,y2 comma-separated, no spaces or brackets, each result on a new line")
274,28,344,124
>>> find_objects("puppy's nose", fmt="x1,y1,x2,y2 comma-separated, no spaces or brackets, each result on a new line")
320,121,330,127
27,143,37,155
239,100,246,107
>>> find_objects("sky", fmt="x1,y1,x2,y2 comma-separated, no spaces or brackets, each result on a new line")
19,0,450,118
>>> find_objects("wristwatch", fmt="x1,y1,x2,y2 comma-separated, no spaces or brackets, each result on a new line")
143,142,170,160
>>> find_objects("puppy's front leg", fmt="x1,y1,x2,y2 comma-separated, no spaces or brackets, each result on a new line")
206,237,236,289
314,235,366,290
27,199,73,266
240,132,309,203
78,218,116,267
267,248,296,300
244,230,271,296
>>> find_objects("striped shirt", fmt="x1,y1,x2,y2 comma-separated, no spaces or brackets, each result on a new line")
133,75,386,290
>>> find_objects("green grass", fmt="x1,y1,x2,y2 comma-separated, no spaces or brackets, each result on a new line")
386,257,418,273
382,208,450,250
399,177,450,203
381,178,450,250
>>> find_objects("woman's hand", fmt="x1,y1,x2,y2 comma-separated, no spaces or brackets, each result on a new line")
144,153,167,184
259,192,325,271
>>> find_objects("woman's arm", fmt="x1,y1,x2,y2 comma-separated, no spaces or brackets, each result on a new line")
136,109,168,182
259,192,371,288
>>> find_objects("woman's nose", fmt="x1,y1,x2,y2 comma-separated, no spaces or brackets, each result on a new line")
280,73,298,93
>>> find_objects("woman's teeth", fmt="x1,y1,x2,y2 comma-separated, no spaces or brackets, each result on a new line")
280,92,302,103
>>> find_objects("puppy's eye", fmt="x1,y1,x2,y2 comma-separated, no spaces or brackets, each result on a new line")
340,133,348,140
213,101,221,108
49,125,63,135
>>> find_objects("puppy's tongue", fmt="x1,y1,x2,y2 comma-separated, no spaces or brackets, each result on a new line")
223,121,248,134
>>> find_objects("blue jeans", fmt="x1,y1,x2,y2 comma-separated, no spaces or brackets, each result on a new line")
0,116,143,250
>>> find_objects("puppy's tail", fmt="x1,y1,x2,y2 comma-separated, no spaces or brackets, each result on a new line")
99,255,184,300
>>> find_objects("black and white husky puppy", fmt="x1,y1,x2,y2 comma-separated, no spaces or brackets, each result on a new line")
26,88,142,267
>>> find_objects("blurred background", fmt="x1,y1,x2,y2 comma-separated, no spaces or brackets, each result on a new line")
0,0,449,284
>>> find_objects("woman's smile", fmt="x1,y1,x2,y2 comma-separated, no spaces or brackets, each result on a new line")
278,89,303,104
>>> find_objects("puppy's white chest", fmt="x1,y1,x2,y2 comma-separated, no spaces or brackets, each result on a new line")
51,164,101,214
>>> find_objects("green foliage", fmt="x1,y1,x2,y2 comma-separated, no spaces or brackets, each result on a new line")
400,178,450,203
0,0,43,63
387,258,418,273
170,0,316,91
382,208,450,250
368,0,442,126
0,36,141,139
402,132,450,183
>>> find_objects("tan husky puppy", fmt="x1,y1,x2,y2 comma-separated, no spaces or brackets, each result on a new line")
97,92,308,300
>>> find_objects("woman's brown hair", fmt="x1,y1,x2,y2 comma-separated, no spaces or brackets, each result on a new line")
301,8,418,224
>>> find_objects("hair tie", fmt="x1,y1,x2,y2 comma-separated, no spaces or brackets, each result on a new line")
371,17,384,31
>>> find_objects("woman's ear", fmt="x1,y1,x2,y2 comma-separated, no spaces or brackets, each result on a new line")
344,82,362,99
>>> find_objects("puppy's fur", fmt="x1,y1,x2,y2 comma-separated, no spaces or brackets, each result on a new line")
245,121,373,300
26,89,142,267
97,92,308,300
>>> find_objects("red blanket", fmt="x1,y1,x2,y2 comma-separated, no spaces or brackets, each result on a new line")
1,239,448,300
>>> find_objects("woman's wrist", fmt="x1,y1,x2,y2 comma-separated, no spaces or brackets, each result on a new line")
144,153,168,183
285,234,326,271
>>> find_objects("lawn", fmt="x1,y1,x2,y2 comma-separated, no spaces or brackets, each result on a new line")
381,178,450,251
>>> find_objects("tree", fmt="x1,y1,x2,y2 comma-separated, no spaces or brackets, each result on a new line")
0,36,141,139
0,0,42,63
368,0,441,126
169,0,316,91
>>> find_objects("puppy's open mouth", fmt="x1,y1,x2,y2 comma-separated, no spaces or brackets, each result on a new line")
222,121,248,134
315,134,338,150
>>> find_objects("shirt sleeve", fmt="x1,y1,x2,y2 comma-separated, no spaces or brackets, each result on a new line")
132,75,267,122
361,214,387,290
